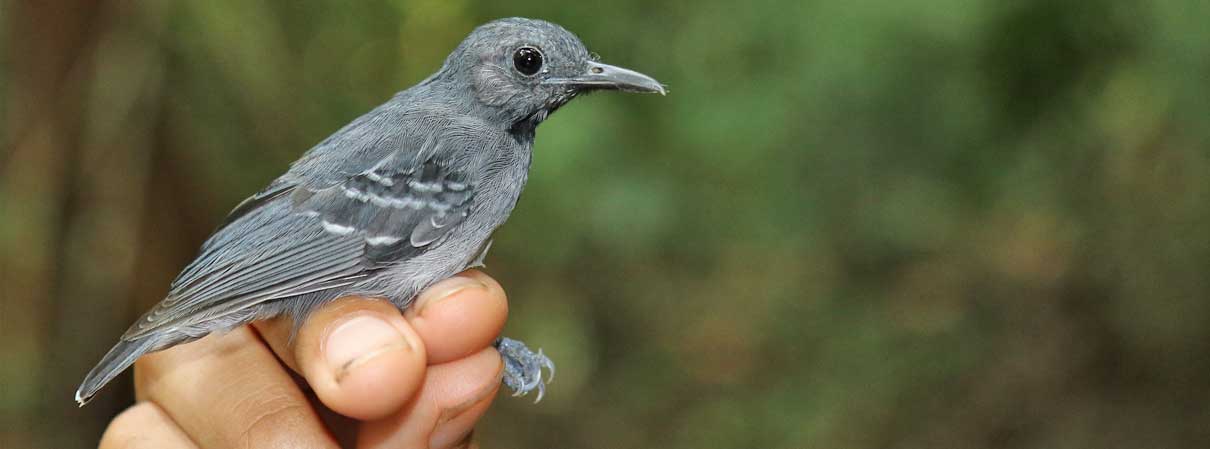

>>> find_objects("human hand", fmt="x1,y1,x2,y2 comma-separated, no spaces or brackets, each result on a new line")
98,269,509,449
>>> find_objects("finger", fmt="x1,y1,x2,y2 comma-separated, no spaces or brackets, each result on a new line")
134,327,340,449
404,270,509,364
99,402,198,449
257,271,506,370
253,269,507,420
257,296,427,421
357,347,503,449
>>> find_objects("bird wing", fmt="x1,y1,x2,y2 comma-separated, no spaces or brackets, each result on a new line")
291,156,476,263
121,151,477,340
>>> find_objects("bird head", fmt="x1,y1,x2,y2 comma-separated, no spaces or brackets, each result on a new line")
435,17,665,131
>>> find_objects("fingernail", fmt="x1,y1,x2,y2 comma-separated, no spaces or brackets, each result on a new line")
414,275,486,315
325,315,409,382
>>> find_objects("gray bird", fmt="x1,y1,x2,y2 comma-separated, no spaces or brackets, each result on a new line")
76,17,664,405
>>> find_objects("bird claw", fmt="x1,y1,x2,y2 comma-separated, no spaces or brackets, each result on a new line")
494,337,555,403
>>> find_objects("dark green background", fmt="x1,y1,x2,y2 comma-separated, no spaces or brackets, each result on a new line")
4,0,1209,447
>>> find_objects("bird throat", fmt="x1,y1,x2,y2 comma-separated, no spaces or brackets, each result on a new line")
509,90,578,137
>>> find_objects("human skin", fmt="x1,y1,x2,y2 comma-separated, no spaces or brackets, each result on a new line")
97,269,510,449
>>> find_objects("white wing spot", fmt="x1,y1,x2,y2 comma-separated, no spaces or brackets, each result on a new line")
366,235,403,246
408,180,442,193
369,194,424,209
369,195,391,208
321,220,356,235
366,171,394,186
343,186,370,202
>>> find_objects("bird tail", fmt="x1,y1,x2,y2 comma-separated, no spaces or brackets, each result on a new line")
76,337,161,406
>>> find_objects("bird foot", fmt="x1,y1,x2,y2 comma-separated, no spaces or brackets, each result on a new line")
494,336,555,402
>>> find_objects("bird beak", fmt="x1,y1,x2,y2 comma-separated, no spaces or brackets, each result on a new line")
544,61,666,95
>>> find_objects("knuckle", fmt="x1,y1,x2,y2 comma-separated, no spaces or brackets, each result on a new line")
232,388,310,448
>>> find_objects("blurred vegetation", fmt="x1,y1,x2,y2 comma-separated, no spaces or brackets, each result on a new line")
4,0,1210,447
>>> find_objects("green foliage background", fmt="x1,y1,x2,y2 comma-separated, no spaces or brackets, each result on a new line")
3,0,1209,447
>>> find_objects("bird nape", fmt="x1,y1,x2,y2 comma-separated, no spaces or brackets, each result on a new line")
76,17,664,406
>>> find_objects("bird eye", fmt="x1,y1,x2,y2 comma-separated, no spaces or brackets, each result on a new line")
513,47,543,76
